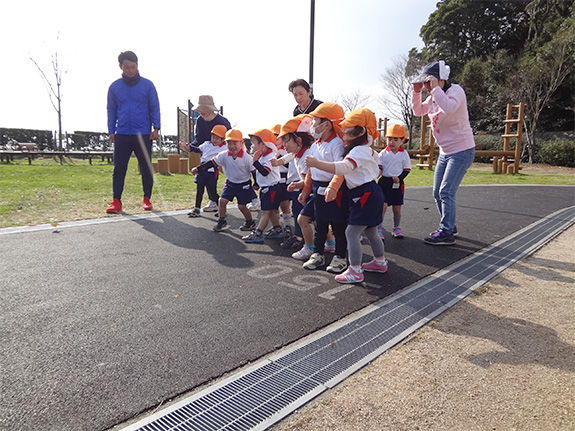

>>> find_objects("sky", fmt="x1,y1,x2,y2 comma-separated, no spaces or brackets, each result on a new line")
1,0,438,139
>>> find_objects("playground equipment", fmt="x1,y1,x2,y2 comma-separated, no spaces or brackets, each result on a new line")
410,102,527,174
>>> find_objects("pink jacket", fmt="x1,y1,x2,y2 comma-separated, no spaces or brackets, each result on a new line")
412,84,475,155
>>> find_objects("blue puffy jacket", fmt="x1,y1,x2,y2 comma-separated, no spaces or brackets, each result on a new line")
107,77,161,135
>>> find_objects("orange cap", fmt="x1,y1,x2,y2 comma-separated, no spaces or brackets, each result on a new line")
249,128,278,153
386,124,407,139
225,128,243,141
211,124,228,138
278,114,313,138
269,124,281,135
309,102,345,133
340,108,380,141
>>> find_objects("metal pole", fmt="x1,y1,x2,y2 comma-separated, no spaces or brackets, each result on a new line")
309,0,315,90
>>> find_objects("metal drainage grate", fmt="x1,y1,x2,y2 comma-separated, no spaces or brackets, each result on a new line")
120,206,574,431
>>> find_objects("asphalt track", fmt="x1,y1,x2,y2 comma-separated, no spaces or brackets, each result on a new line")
1,185,573,431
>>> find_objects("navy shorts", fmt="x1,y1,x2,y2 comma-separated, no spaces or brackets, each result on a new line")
312,180,349,224
378,176,405,206
299,194,315,219
348,181,384,227
259,183,282,211
220,180,254,205
276,180,289,203
195,168,218,187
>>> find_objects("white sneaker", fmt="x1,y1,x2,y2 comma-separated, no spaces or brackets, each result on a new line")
202,201,218,212
247,198,260,211
326,255,348,274
292,245,313,261
303,252,325,270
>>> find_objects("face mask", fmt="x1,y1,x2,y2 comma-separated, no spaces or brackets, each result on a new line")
310,123,324,139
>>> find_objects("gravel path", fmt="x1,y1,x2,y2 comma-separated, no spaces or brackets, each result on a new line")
272,225,575,431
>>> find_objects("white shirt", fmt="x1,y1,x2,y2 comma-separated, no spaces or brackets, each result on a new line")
308,133,344,183
212,148,255,183
199,141,226,164
333,143,380,189
255,149,281,188
378,146,412,177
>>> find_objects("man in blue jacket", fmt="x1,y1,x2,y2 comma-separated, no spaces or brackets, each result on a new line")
106,50,161,213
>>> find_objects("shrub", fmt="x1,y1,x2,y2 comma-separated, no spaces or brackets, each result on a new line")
534,139,575,167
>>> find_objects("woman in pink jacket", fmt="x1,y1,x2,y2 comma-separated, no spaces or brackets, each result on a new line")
412,61,475,245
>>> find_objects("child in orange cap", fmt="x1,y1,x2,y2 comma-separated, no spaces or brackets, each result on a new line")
179,124,228,217
192,129,256,232
299,102,349,274
242,129,283,243
378,124,411,238
305,108,387,284
267,123,295,243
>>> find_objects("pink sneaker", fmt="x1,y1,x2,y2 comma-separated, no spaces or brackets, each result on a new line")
377,227,384,239
324,243,336,253
362,259,388,273
334,267,364,284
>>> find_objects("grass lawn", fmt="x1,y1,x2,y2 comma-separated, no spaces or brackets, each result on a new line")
0,156,573,229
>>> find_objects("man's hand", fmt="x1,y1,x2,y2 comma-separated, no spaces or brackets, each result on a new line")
109,134,115,144
178,140,190,151
150,129,160,141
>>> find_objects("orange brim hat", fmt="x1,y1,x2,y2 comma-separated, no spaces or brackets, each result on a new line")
269,124,281,136
309,102,345,134
249,128,278,153
386,124,407,139
225,128,243,141
340,108,379,141
278,114,313,138
211,124,228,138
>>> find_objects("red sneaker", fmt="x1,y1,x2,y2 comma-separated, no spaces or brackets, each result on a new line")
142,197,153,211
106,198,122,214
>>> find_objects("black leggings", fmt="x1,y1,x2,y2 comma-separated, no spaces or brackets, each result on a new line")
314,219,347,258
195,183,219,208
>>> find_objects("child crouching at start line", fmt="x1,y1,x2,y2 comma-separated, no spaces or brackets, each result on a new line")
242,129,283,243
192,129,256,232
305,108,388,284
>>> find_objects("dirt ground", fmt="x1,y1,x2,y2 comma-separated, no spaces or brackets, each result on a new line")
272,225,575,431
470,162,575,175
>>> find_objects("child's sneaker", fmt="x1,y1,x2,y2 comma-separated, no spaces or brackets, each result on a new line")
264,226,283,239
377,227,384,239
202,201,218,212
334,267,364,284
242,231,264,243
424,229,455,245
213,218,228,232
392,227,404,238
303,253,325,270
292,245,313,261
326,255,348,274
283,225,293,240
240,219,256,231
281,235,303,249
187,208,200,218
247,198,260,211
362,259,389,273
106,198,122,214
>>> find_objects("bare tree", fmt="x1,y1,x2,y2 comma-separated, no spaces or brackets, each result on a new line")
30,35,67,150
515,25,574,162
378,54,419,140
333,89,373,115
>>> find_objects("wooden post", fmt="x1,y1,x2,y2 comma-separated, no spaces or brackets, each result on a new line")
179,158,189,174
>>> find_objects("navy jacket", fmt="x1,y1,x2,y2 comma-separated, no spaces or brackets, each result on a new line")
107,77,161,135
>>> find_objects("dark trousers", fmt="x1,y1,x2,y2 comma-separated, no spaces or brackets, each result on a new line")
195,183,219,208
112,134,153,201
314,219,347,258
